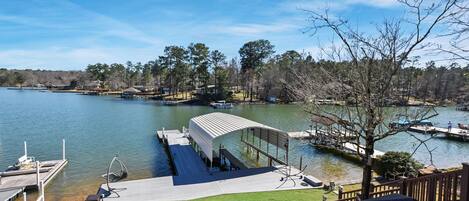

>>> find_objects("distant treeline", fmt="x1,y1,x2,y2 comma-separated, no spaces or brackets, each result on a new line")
2,39,468,103
0,68,86,87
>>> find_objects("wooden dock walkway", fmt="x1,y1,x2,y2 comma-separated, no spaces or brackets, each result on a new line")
409,126,469,141
157,129,209,177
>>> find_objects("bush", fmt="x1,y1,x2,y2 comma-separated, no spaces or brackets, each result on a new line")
377,151,424,179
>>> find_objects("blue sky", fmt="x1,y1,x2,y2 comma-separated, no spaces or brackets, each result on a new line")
0,0,410,70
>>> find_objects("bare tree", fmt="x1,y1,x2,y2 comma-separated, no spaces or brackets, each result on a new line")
439,0,469,61
288,0,459,199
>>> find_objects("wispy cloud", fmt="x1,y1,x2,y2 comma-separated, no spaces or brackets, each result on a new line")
0,46,161,70
280,0,399,12
216,22,299,36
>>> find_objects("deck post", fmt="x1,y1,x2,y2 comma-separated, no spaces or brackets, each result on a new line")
24,141,27,157
36,161,40,186
62,139,66,160
461,163,469,201
338,186,343,199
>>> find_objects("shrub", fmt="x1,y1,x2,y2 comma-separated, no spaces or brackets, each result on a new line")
377,151,424,179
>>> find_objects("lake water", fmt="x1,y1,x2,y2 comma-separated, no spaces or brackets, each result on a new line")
0,88,468,200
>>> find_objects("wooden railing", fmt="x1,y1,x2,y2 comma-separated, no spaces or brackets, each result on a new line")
338,163,469,201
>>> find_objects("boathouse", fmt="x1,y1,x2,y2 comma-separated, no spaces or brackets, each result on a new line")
188,112,290,166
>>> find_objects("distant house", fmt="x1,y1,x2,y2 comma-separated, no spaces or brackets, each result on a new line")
196,85,216,95
121,87,141,99
84,80,102,90
133,85,154,92
159,87,171,95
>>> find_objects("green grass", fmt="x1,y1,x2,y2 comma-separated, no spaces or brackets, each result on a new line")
193,189,337,201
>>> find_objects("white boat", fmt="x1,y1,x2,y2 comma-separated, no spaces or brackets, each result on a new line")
210,100,233,109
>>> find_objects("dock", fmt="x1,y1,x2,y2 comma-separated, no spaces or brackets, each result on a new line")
288,129,357,140
0,140,68,201
409,126,469,141
289,129,383,160
97,128,322,201
157,129,209,177
342,142,384,158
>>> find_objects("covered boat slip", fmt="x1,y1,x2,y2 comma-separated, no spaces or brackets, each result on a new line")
189,112,289,166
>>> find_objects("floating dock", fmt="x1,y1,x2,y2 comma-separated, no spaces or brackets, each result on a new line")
96,128,322,201
0,140,68,201
409,126,469,141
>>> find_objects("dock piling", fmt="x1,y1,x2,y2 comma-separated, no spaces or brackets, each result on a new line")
23,192,26,201
62,139,66,160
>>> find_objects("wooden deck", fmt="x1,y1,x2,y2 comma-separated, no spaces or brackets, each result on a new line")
409,126,469,141
96,129,322,201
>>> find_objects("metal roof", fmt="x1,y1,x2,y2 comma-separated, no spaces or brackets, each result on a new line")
190,112,284,138
188,112,287,161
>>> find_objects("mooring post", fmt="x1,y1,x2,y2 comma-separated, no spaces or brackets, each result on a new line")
299,155,303,170
23,192,26,201
62,139,66,160
36,161,40,186
24,141,27,157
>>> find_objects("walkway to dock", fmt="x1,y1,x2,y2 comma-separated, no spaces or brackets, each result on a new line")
98,129,321,201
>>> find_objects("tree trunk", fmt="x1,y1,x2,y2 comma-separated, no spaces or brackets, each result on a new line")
250,80,253,102
361,134,374,199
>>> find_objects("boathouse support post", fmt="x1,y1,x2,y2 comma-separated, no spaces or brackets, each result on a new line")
62,139,66,160
461,163,469,201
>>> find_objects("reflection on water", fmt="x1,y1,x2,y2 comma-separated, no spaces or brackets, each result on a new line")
1,89,468,200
